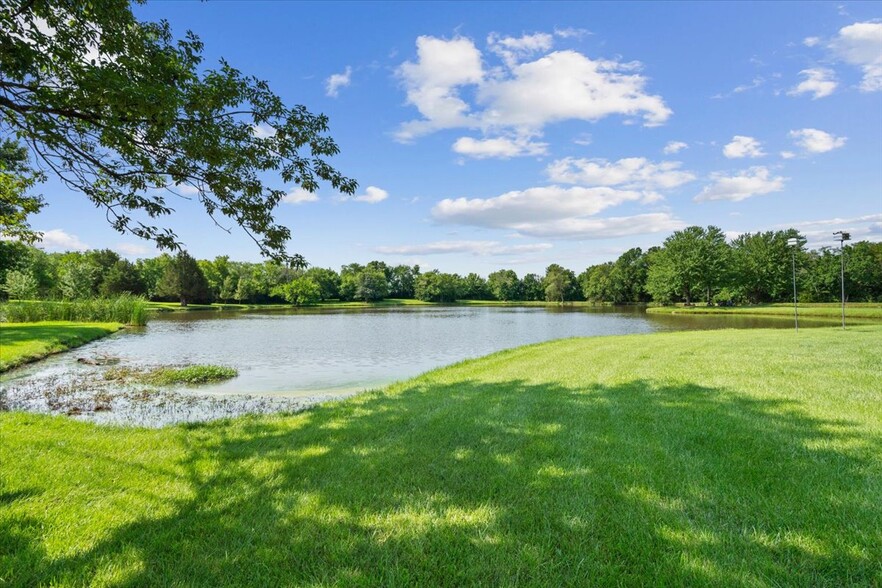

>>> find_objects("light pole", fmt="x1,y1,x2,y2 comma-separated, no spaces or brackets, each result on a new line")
787,237,801,331
833,231,851,329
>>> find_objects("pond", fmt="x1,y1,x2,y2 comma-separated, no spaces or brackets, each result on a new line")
0,305,837,426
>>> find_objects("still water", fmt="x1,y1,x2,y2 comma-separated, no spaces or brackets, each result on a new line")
1,305,835,398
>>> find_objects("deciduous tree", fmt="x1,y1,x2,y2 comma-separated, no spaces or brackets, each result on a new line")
0,0,356,261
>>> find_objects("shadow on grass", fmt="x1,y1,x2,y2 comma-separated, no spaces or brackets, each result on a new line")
4,378,881,586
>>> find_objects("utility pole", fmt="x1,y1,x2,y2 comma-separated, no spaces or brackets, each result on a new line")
787,237,801,331
833,231,851,329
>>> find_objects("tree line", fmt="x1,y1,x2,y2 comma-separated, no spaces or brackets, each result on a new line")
1,226,880,306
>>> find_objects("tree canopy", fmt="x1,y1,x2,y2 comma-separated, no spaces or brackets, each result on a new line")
0,0,356,263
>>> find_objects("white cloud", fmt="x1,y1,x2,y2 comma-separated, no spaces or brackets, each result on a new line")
553,27,590,39
733,76,765,93
663,141,688,154
803,36,821,47
325,66,353,98
573,133,593,146
546,157,695,191
695,166,786,202
395,35,671,141
452,135,548,159
395,36,484,141
780,151,796,159
788,68,838,99
776,213,882,246
251,123,276,138
282,187,319,204
354,186,389,204
487,32,553,67
724,230,744,242
478,50,672,130
430,185,683,239
830,21,882,91
498,213,685,240
115,243,150,257
433,186,646,228
789,128,847,153
37,229,89,252
723,135,766,159
375,240,553,256
173,183,200,197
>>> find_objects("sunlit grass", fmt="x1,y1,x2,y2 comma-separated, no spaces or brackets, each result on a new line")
2,326,881,585
0,322,123,372
2,295,148,325
647,302,882,320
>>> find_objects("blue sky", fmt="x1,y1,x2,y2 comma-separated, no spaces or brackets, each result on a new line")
28,1,882,275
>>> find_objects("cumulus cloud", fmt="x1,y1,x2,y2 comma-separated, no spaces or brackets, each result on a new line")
695,167,786,202
325,66,353,98
546,157,695,191
395,36,484,141
430,185,683,239
282,187,319,204
780,151,796,159
375,240,553,256
723,135,766,159
452,135,548,159
478,51,672,130
395,35,671,141
487,32,553,67
830,21,882,92
433,186,645,227
354,186,389,204
788,68,838,99
663,141,688,154
37,229,89,251
803,36,821,47
789,128,847,153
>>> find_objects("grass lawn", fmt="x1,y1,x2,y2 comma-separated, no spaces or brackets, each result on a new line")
647,302,882,321
2,326,881,586
0,322,123,372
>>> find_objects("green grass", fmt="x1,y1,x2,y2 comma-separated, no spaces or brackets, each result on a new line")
145,299,433,312
2,295,148,326
2,327,881,585
104,364,238,385
0,322,123,372
455,299,602,306
647,302,882,320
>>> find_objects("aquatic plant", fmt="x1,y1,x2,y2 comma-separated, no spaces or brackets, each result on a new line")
0,294,149,326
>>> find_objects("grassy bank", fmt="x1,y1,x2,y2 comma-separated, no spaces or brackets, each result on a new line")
144,298,433,312
2,327,881,585
647,302,882,320
2,295,148,325
0,322,124,372
146,298,608,313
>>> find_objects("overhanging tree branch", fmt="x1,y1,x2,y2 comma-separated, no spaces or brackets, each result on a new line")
0,0,356,262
